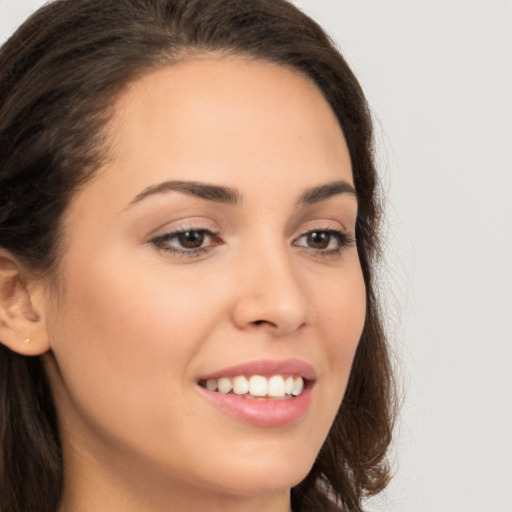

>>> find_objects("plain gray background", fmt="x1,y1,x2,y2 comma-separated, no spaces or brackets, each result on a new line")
1,1,511,511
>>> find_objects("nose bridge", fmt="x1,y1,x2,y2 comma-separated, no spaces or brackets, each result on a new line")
231,233,311,334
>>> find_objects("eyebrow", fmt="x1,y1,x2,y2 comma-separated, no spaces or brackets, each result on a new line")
128,178,357,208
129,180,242,206
297,180,357,205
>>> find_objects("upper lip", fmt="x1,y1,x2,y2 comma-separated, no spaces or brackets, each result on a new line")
198,358,317,381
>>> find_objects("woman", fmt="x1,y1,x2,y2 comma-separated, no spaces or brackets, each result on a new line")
0,1,395,511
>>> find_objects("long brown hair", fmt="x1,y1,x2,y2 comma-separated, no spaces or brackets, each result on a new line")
0,1,395,511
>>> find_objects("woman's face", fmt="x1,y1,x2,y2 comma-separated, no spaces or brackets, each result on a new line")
41,57,366,506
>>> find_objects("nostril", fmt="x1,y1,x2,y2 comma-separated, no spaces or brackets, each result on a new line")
252,319,277,327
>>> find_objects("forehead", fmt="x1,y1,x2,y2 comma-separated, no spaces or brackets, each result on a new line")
85,56,353,210
115,56,346,148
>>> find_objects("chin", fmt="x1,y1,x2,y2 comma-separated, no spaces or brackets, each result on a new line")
198,450,314,498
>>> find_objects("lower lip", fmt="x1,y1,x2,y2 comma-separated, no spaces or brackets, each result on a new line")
198,385,313,427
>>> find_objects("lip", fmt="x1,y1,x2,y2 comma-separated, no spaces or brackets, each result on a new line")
197,359,316,427
197,358,317,381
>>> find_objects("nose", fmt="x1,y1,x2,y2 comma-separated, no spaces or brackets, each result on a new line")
230,246,312,336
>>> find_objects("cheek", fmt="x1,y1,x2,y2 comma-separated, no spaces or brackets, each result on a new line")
311,259,366,404
316,261,366,356
44,250,225,442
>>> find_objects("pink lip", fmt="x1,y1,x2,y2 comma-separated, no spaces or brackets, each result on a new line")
198,358,316,381
197,359,316,427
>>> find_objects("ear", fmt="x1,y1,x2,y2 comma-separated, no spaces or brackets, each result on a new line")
0,249,50,356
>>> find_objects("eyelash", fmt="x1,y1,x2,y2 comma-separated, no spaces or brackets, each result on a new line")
150,228,222,258
150,227,355,258
293,229,356,257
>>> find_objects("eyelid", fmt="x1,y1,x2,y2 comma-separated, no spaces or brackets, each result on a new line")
146,217,219,239
292,219,350,237
293,228,354,245
150,228,222,258
291,220,356,256
147,217,355,259
147,218,223,257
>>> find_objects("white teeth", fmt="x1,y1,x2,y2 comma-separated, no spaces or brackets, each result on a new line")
285,376,294,395
267,375,286,397
291,377,304,396
233,376,249,395
206,379,218,391
202,375,305,398
217,377,232,394
249,375,268,397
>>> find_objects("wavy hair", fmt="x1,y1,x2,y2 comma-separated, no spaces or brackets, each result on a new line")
0,1,396,511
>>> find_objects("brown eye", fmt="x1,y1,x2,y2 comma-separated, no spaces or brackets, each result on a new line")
306,231,331,249
294,229,354,254
177,230,205,249
151,228,221,255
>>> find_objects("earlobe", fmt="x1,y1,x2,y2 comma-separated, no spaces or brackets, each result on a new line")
0,250,50,356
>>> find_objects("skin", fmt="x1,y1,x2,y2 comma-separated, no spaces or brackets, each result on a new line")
8,57,366,512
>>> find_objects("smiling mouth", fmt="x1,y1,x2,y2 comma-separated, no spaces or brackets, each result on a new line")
198,375,306,400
